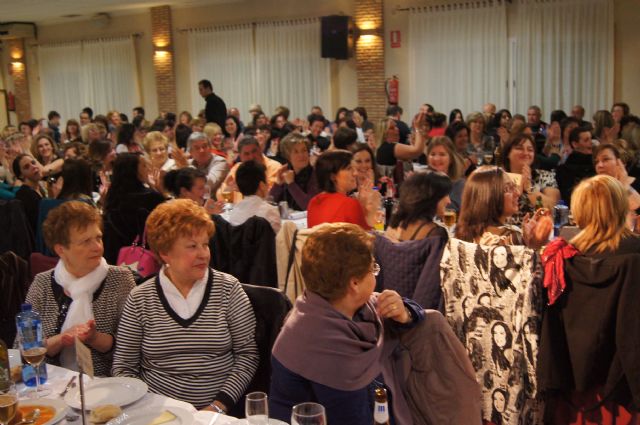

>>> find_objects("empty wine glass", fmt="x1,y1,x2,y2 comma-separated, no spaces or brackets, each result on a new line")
245,392,269,425
0,385,18,425
291,403,326,425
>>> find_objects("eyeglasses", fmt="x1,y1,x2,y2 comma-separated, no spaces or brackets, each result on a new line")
371,262,381,277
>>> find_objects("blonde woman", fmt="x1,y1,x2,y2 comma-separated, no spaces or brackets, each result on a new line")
539,174,640,423
143,131,176,172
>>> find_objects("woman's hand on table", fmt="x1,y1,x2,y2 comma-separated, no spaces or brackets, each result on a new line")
376,290,411,324
202,400,227,414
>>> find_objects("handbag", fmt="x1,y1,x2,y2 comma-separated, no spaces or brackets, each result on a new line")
117,230,160,278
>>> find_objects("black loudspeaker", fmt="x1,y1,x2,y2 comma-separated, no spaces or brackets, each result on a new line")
321,15,353,60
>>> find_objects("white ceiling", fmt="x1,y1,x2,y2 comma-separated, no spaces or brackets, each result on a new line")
0,0,239,25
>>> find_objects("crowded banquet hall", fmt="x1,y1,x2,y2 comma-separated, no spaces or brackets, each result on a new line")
1,0,639,424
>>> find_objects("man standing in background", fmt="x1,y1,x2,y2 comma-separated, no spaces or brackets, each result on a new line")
199,79,227,129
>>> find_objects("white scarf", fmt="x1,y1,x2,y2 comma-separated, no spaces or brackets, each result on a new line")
54,257,109,370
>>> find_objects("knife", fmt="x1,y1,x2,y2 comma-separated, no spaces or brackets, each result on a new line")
59,376,77,397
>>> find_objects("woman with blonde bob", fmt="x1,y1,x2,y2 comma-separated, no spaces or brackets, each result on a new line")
570,175,638,253
113,199,258,413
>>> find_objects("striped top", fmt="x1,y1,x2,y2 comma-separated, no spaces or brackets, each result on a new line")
24,266,136,377
112,268,258,410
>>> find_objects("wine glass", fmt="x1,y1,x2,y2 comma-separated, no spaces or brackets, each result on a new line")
18,333,49,398
291,403,326,425
245,392,269,425
0,385,18,425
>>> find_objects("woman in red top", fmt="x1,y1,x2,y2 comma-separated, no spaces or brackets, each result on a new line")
307,150,372,229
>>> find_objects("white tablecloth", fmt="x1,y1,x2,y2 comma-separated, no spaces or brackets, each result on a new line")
15,362,239,425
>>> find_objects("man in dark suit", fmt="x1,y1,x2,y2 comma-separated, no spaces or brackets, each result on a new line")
198,79,227,129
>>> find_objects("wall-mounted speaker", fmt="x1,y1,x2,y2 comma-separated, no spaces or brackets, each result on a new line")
321,15,353,60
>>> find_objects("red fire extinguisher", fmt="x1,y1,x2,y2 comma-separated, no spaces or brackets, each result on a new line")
7,91,16,111
385,76,399,106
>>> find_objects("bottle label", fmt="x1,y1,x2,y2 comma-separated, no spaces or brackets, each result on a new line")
374,402,389,424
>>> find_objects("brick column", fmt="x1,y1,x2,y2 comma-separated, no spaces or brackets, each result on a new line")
151,5,177,114
355,0,385,123
7,39,32,121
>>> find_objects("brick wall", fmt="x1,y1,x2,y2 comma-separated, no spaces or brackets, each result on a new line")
355,0,385,123
7,39,32,121
151,6,177,114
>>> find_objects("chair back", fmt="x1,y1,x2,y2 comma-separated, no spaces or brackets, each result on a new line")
210,215,277,287
0,200,34,260
29,253,58,281
374,233,447,309
0,252,30,346
275,222,332,302
230,283,292,417
440,238,545,424
35,199,67,255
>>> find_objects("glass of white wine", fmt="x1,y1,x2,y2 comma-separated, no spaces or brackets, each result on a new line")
245,391,269,425
291,402,326,425
0,384,18,425
19,334,49,398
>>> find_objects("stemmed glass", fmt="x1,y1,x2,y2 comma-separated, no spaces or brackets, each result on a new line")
443,208,457,234
245,391,269,425
291,403,326,425
18,332,49,398
0,385,18,425
482,136,496,165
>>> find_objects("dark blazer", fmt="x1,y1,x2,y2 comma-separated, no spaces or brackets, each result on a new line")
210,215,277,287
538,245,640,410
205,92,228,129
555,151,595,204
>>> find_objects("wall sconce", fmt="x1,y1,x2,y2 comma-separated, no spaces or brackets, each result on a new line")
154,46,171,58
11,59,25,70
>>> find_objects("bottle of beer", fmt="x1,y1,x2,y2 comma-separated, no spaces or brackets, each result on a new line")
373,388,390,425
0,338,10,391
535,195,544,212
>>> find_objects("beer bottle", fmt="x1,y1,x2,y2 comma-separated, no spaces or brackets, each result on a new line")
535,195,544,212
0,338,10,391
373,387,390,425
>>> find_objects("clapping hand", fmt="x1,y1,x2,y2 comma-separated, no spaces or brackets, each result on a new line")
523,210,553,249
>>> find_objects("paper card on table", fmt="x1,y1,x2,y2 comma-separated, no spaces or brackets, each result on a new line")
75,338,94,378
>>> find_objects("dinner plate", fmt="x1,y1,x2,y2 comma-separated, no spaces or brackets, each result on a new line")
228,419,288,425
64,377,148,410
18,398,67,425
106,406,193,425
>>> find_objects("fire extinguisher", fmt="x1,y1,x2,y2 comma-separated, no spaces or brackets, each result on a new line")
7,91,16,111
385,76,399,106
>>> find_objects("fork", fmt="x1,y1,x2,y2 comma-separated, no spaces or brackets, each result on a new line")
59,376,77,397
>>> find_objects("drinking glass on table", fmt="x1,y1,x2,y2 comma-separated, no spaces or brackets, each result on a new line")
221,190,234,212
443,208,457,230
291,402,326,425
18,334,49,398
245,391,269,425
0,385,18,425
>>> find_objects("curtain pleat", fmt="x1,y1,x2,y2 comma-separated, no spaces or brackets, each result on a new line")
255,19,331,120
187,24,256,117
513,0,613,118
408,2,508,116
38,37,140,121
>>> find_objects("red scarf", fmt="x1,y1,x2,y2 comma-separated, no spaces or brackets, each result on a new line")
540,238,580,305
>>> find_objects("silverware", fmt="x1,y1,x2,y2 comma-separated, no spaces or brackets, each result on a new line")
59,376,77,397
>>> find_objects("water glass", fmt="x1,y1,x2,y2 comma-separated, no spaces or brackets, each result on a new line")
245,392,269,425
291,403,326,425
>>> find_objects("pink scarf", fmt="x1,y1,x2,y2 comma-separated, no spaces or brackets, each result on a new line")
541,238,580,305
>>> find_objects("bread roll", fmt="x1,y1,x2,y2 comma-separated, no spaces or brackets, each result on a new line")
89,405,122,424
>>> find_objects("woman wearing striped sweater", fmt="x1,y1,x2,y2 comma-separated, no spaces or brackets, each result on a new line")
112,199,258,413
